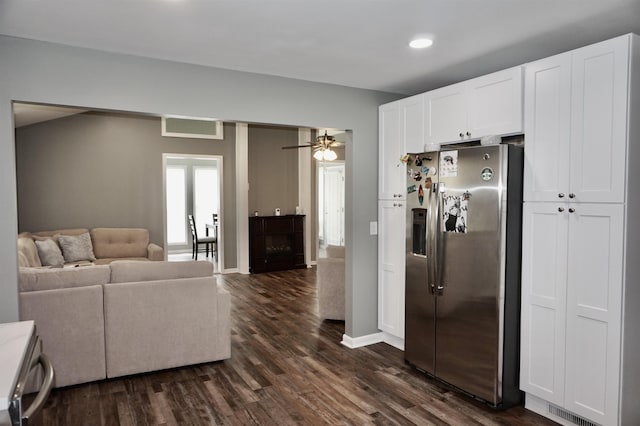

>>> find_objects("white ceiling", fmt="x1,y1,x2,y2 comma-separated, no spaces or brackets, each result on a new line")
1,0,640,95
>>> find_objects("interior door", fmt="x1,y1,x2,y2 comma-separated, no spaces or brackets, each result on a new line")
322,164,345,246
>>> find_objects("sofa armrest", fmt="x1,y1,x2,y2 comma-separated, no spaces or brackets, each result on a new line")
147,243,164,261
104,276,228,378
19,285,106,387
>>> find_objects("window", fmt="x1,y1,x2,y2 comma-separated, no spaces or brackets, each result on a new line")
162,116,224,140
193,166,219,236
166,166,187,245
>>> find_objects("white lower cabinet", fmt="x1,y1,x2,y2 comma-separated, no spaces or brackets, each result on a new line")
521,202,624,425
377,199,406,344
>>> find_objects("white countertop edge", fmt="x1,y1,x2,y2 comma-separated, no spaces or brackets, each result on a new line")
0,321,35,411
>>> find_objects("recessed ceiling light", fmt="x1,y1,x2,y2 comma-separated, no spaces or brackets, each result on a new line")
409,38,433,49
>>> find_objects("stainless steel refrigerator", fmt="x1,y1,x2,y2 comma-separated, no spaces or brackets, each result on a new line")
405,144,523,408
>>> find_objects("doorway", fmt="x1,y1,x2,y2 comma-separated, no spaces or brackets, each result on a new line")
318,161,345,250
163,154,223,270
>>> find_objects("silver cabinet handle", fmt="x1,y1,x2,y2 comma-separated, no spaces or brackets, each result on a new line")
558,193,565,198
466,131,471,136
569,208,575,213
569,193,575,198
22,353,54,424
397,203,403,207
558,207,565,212
459,132,464,138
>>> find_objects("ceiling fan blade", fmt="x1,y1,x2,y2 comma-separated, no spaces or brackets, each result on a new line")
281,144,315,150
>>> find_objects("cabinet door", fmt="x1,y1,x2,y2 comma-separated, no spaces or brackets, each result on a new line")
520,202,568,405
401,94,425,154
564,204,623,425
379,102,406,199
523,53,572,202
378,200,406,338
570,36,629,203
467,66,523,139
425,83,467,145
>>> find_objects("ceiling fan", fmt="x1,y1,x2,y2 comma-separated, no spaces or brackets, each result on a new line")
282,130,343,161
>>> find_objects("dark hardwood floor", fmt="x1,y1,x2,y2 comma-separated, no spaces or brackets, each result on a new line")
34,268,557,425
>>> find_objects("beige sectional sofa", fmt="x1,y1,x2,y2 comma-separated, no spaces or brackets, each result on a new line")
17,227,164,268
18,260,230,388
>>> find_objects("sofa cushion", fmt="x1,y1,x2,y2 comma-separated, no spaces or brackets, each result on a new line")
58,232,97,263
34,239,64,267
91,228,149,259
32,228,89,238
19,265,111,292
109,260,213,283
17,236,42,267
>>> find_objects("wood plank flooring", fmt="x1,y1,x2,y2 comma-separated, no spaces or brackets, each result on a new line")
33,268,557,425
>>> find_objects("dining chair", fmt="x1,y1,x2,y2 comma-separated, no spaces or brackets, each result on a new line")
188,214,216,260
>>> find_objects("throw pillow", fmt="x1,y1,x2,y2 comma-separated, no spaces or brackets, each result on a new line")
58,232,96,263
35,239,65,267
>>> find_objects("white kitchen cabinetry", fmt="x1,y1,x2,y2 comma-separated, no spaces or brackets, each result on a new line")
377,199,406,344
521,202,623,424
520,33,640,426
524,36,629,204
378,94,424,200
425,66,523,147
379,101,403,200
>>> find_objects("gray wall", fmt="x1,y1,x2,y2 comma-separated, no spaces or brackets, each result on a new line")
248,125,299,216
0,36,401,340
14,112,238,267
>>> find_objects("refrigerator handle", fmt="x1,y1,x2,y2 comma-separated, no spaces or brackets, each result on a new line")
433,182,445,296
428,182,440,295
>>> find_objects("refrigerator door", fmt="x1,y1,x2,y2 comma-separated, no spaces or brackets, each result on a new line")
434,145,507,404
404,152,438,374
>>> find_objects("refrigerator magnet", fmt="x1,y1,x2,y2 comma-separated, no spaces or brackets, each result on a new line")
481,167,494,181
440,150,458,177
407,184,417,194
425,177,432,188
413,170,422,181
418,185,424,205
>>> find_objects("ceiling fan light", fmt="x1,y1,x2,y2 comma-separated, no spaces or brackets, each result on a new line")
323,149,337,161
313,150,324,160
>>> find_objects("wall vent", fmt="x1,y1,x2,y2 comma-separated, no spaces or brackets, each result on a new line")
548,403,598,426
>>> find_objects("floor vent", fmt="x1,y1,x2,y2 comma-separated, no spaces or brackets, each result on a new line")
548,404,598,426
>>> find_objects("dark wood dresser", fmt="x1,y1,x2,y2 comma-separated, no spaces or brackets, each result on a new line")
249,215,305,273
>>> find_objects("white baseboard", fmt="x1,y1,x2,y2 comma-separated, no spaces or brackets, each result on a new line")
381,332,404,350
221,268,239,274
341,332,384,348
341,332,405,351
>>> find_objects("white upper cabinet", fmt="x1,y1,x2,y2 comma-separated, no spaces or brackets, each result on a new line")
424,84,467,147
401,94,425,154
523,52,572,202
569,38,629,204
524,36,629,203
379,101,404,200
425,66,523,147
379,94,424,199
